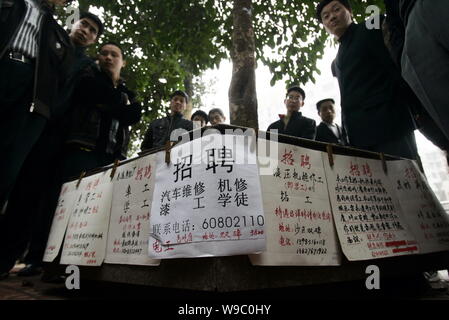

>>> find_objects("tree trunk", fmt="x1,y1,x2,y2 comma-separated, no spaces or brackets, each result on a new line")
77,0,90,12
183,73,194,119
229,0,258,130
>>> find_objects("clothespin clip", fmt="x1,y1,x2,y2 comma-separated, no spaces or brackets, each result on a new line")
326,144,334,167
165,141,172,165
76,171,86,189
110,159,120,180
380,153,388,174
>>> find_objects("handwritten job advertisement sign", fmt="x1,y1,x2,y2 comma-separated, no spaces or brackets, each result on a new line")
250,140,341,266
105,154,160,266
149,132,265,259
43,180,80,262
323,155,419,261
60,170,114,266
387,160,449,253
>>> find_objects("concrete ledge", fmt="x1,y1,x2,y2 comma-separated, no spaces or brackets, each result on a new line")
44,251,449,292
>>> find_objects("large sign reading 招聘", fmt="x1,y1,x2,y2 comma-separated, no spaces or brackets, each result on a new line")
148,132,266,259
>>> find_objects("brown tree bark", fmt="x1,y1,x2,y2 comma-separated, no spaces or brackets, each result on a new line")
229,0,258,130
183,73,194,119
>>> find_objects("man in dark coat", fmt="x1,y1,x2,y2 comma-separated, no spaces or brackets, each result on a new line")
1,11,104,278
62,42,142,179
315,98,348,145
317,0,418,159
267,86,316,140
397,0,449,143
383,0,449,165
0,0,74,215
141,90,193,151
0,0,74,279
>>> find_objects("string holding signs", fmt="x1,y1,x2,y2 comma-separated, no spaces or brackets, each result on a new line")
250,140,342,266
149,132,265,259
387,159,449,253
60,169,114,266
43,180,80,262
323,154,419,260
105,154,160,266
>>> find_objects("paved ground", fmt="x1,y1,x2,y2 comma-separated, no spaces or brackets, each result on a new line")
1,264,449,301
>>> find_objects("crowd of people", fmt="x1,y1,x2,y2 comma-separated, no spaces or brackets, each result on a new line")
0,0,448,280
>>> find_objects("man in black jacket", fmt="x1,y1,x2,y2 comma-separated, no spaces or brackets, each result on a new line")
141,90,193,151
315,98,348,145
317,0,418,159
267,86,316,140
0,0,74,215
62,42,141,179
394,0,449,143
383,0,449,165
1,11,104,278
0,0,74,279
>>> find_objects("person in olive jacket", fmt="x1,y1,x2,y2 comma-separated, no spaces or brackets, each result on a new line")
62,42,141,179
141,90,193,151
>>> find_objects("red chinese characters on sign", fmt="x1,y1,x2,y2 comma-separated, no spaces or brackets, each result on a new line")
220,231,231,239
274,206,332,221
278,222,291,232
349,162,361,176
300,154,311,169
176,232,193,244
250,229,264,237
85,178,101,191
281,149,295,166
68,221,88,231
152,240,162,253
279,235,293,246
136,165,152,181
350,162,372,177
362,163,372,177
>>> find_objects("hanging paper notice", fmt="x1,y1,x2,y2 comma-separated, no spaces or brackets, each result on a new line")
323,154,419,260
149,133,265,258
250,140,341,266
43,180,80,262
387,160,449,253
60,170,114,266
105,155,160,266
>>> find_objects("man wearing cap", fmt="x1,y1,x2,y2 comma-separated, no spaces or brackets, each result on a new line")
0,0,75,216
317,0,418,159
315,98,348,145
267,86,316,140
141,90,194,151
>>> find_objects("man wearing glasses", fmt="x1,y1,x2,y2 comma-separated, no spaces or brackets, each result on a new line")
267,86,316,140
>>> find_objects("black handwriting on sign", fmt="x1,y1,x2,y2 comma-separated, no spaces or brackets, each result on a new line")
206,147,234,174
173,155,193,183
